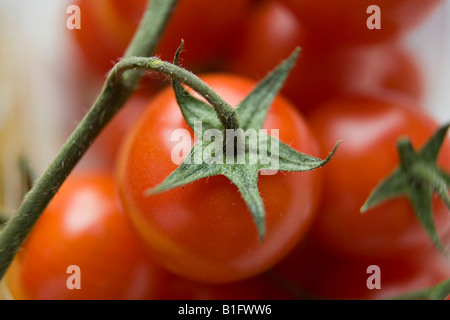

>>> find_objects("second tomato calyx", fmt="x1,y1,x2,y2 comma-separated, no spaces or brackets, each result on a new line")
361,123,450,253
145,45,340,241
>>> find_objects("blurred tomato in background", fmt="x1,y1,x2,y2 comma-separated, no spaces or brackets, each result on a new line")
274,237,450,300
280,0,444,46
73,0,255,74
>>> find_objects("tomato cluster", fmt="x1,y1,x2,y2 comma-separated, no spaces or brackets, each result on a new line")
5,0,449,300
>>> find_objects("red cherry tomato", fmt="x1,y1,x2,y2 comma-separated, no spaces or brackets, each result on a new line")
227,0,304,80
5,172,292,300
116,74,323,284
5,172,169,300
154,0,253,70
274,238,450,300
70,0,119,75
224,1,424,115
71,0,253,75
280,0,443,46
283,43,425,114
306,94,450,259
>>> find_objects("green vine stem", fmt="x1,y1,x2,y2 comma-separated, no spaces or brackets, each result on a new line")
0,0,178,280
108,53,240,132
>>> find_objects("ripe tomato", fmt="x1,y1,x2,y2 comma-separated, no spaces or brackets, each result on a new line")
306,94,450,259
226,0,304,80
5,172,169,300
154,0,253,70
4,169,294,300
71,0,253,75
282,42,425,115
70,0,119,75
224,1,424,115
274,237,450,300
3,167,293,300
280,0,443,46
116,74,323,283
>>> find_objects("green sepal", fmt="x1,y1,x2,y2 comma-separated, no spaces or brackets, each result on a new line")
222,165,264,239
419,122,449,162
271,136,341,172
360,169,410,212
145,141,222,196
173,81,221,136
441,170,450,185
361,123,450,253
146,46,339,240
237,48,300,131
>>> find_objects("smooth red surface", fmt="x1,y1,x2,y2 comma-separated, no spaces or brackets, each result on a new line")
280,0,443,46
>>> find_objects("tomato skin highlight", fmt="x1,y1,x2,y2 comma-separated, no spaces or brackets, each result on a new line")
307,95,450,259
116,74,323,284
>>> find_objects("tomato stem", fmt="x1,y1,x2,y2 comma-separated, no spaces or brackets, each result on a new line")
172,40,242,150
109,55,241,133
0,0,178,281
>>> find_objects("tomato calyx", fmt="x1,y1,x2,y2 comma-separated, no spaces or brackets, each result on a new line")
361,123,450,252
145,45,340,241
